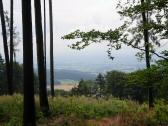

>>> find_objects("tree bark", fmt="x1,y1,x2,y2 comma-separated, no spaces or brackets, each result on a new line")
44,0,46,74
9,0,14,95
49,0,55,97
141,0,154,108
34,0,49,115
22,0,36,125
0,0,11,95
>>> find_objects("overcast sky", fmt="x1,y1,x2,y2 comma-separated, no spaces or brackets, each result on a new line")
0,0,149,71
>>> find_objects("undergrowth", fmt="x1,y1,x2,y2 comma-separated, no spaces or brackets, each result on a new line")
0,94,167,126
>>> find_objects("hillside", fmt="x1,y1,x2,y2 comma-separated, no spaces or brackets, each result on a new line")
46,69,97,84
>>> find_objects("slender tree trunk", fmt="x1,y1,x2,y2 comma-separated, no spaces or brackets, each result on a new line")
34,0,49,115
141,0,154,108
44,0,46,74
49,0,55,97
43,0,47,95
22,0,36,125
0,0,11,95
9,0,14,95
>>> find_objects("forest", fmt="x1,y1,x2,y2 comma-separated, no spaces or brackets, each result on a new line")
0,0,168,126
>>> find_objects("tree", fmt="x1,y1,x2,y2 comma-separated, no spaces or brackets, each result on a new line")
0,54,5,94
49,0,55,97
62,0,168,108
44,0,46,73
117,0,161,108
43,0,47,103
141,0,154,108
22,0,36,125
0,54,4,64
62,29,123,60
72,79,98,97
62,0,168,61
126,70,150,103
9,0,14,95
95,73,106,96
0,61,39,95
34,0,49,115
154,58,168,100
4,11,20,62
106,71,126,98
0,0,11,95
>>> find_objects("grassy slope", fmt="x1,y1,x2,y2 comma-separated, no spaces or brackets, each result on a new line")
0,94,167,126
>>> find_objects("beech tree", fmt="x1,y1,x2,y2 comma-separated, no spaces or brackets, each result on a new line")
62,0,168,108
141,0,154,108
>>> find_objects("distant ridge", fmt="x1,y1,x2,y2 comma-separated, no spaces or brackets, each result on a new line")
46,69,97,84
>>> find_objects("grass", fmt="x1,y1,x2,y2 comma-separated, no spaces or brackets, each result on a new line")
0,94,167,126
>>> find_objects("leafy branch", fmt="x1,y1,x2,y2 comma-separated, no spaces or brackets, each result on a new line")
62,28,168,61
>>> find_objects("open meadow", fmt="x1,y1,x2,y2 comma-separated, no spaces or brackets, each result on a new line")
0,94,168,126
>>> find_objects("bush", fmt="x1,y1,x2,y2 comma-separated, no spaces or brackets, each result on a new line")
154,100,168,125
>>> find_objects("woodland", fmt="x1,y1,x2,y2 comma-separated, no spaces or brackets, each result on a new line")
0,0,168,126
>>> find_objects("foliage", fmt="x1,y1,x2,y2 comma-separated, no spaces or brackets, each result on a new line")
71,59,168,103
154,100,168,125
0,94,23,126
48,89,71,97
0,61,23,94
0,55,6,94
95,73,106,96
0,94,168,126
0,55,39,94
62,29,125,60
49,96,145,119
62,0,168,61
71,79,98,97
112,60,168,102
4,11,20,59
105,71,127,98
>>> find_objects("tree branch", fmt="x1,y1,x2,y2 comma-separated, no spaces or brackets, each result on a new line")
127,43,168,61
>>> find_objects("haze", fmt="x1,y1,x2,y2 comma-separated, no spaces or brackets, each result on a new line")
0,0,146,72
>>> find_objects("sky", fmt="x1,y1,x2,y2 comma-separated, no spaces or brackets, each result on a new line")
0,0,161,72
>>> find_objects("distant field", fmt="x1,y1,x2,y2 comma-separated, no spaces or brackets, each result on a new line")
47,84,78,91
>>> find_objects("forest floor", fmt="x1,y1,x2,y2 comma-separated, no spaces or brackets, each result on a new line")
39,116,123,126
0,94,168,126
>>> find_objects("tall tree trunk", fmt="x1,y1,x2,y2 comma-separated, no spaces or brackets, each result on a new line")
141,0,154,108
49,0,55,97
9,0,14,95
44,0,46,74
34,0,49,115
22,0,36,125
0,0,11,95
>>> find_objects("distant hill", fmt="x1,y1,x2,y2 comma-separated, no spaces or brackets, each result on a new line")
46,69,96,84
